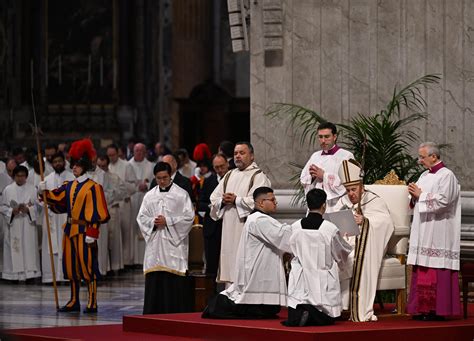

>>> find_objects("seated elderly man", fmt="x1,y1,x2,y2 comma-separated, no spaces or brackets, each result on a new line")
335,159,394,322
284,188,352,327
202,186,292,319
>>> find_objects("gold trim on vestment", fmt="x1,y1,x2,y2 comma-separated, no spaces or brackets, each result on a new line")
349,217,370,322
144,265,186,277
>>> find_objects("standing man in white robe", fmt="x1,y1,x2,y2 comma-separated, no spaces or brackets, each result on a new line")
40,152,74,283
334,159,394,322
97,155,128,273
210,142,271,285
300,122,354,212
0,167,13,274
203,186,292,319
1,165,41,281
107,144,138,267
129,143,154,266
407,142,461,320
137,162,194,314
285,188,352,327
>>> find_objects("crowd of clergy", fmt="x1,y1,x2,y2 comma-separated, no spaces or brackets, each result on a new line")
0,121,462,324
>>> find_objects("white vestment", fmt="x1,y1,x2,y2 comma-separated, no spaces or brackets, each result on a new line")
40,169,75,283
1,182,41,280
129,158,155,264
334,189,394,321
407,166,460,271
210,162,271,283
300,147,354,212
0,173,12,273
288,219,352,318
137,183,194,275
222,211,292,305
102,171,128,272
109,158,138,266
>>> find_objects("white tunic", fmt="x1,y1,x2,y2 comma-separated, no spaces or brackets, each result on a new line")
0,173,12,273
109,157,138,266
222,211,292,305
1,182,41,280
334,190,394,321
129,158,155,264
209,162,271,283
137,183,194,275
102,170,128,271
407,166,460,271
300,147,354,211
40,169,75,283
288,219,352,317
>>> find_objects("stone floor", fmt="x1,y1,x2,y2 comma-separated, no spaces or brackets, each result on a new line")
0,269,145,330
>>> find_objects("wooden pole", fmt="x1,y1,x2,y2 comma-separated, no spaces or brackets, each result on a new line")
31,89,59,310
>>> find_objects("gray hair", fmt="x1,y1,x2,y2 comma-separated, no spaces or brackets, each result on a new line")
419,142,440,158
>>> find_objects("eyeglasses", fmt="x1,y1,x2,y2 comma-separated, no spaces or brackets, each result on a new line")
261,198,277,204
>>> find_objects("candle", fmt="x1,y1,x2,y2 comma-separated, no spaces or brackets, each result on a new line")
113,59,117,89
100,57,103,86
88,55,91,85
30,59,34,89
45,58,48,87
59,55,62,85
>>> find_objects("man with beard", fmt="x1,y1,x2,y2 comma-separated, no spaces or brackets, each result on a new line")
39,138,109,313
40,152,75,283
43,143,57,176
209,142,271,286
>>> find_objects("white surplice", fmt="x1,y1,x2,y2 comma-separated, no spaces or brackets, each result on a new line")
102,171,128,272
109,158,138,266
222,211,292,305
407,166,460,271
0,173,12,273
300,147,354,211
334,189,394,321
287,219,352,318
129,158,155,265
137,183,194,275
1,182,41,280
209,162,271,283
40,169,75,283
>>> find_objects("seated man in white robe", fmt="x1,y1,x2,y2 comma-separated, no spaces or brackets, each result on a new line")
284,188,352,327
202,186,292,319
335,159,394,322
137,162,195,314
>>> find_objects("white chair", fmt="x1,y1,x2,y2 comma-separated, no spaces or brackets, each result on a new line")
365,184,411,314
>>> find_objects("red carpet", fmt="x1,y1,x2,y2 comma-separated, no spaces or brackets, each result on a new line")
7,305,474,341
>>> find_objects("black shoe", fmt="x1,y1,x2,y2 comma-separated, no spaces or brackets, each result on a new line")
412,314,426,320
83,307,98,314
299,310,310,326
58,304,80,312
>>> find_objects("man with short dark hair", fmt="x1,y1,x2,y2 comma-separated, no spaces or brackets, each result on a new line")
137,161,194,314
203,186,292,319
1,165,41,282
284,188,352,327
300,122,354,212
40,152,74,283
40,139,110,313
210,142,271,285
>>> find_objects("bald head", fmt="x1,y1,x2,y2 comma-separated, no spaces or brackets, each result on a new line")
133,143,146,162
162,154,178,174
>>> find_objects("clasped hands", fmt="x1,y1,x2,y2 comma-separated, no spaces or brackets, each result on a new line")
309,164,325,181
154,215,167,229
12,203,30,216
408,182,422,199
222,192,237,205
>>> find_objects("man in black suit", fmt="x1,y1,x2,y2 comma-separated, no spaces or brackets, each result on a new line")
198,153,229,276
149,153,194,202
